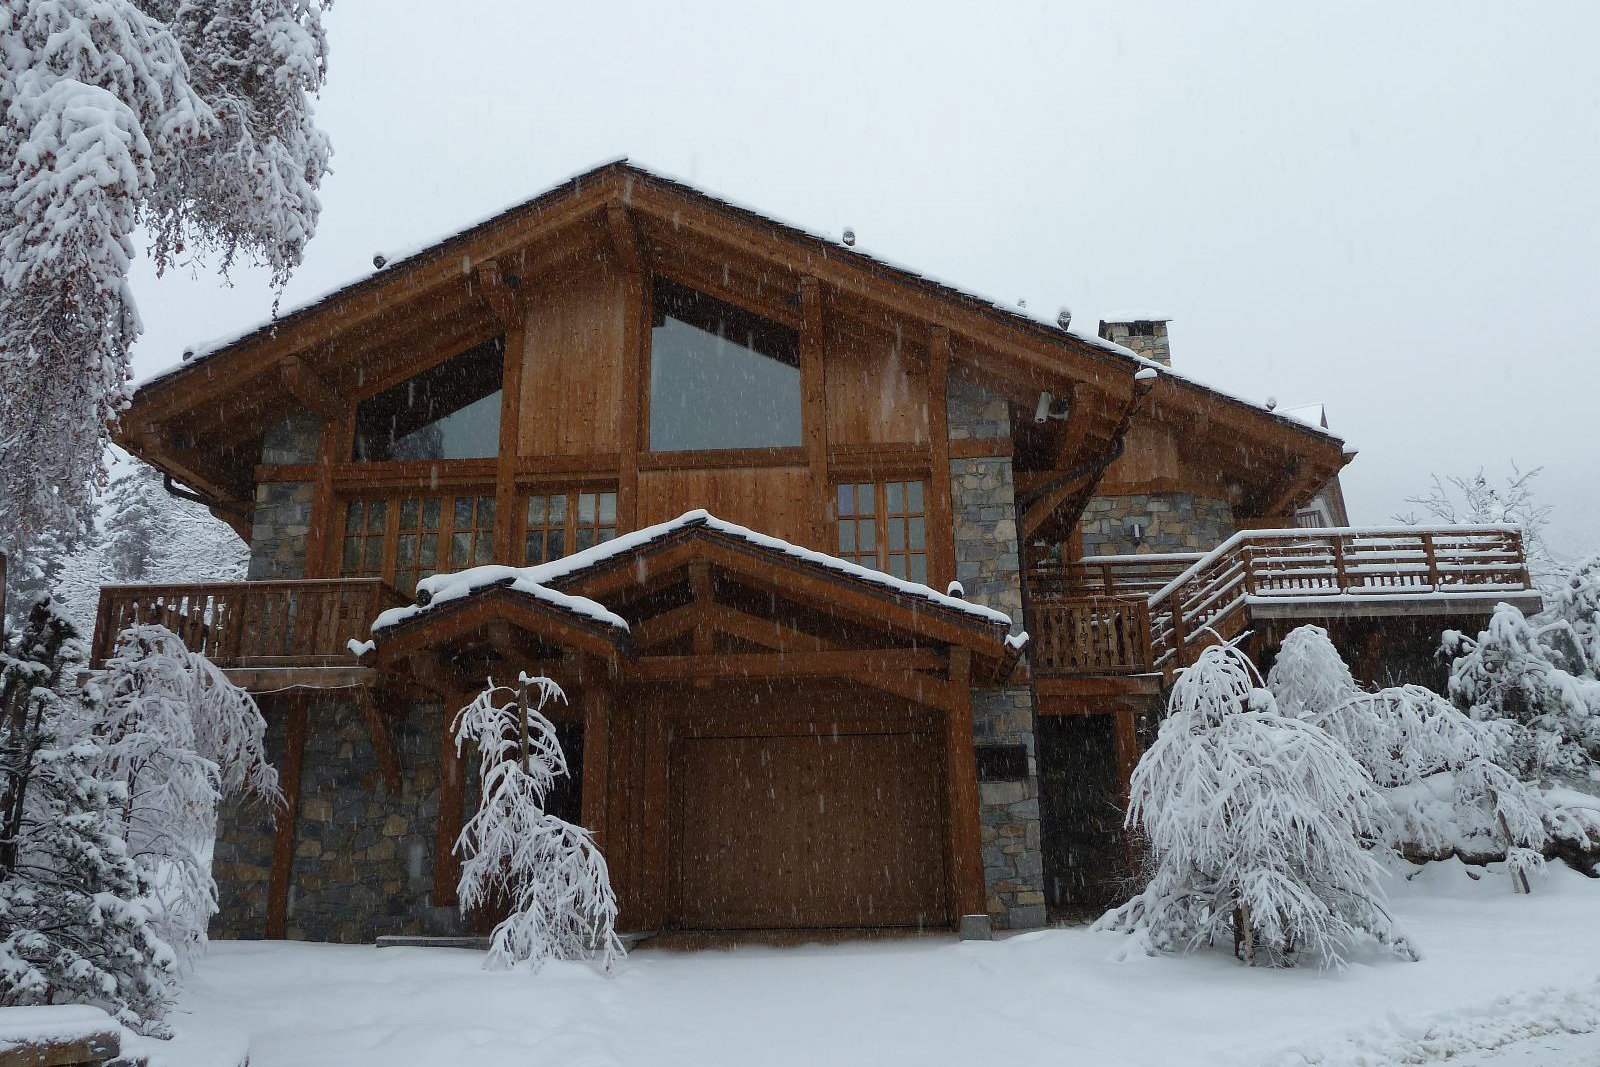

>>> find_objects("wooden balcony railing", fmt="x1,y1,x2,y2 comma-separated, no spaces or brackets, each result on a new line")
1029,596,1154,676
90,579,409,669
1028,552,1201,600
1146,525,1534,670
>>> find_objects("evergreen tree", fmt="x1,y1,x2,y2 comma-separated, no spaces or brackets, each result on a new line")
454,674,623,973
1097,641,1413,968
0,0,332,555
0,599,176,1034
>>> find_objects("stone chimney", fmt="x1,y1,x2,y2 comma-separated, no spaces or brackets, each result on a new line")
1098,315,1172,367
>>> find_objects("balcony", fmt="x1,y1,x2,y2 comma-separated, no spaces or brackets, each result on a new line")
1028,526,1541,679
91,579,409,690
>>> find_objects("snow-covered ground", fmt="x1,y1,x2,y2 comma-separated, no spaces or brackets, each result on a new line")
139,860,1600,1067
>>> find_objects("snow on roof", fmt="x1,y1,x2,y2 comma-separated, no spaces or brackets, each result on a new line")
1281,403,1329,429
371,509,1015,639
133,161,1342,448
1099,311,1173,323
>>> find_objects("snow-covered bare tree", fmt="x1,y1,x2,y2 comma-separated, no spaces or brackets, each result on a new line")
0,0,332,557
454,674,623,973
0,598,177,1034
89,623,278,966
1097,640,1414,968
1395,465,1562,591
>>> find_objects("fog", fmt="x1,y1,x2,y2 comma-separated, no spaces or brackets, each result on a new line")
126,1,1600,556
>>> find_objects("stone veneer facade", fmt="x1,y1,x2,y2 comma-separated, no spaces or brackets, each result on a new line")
212,697,467,942
1078,492,1235,557
247,410,321,580
947,376,1046,930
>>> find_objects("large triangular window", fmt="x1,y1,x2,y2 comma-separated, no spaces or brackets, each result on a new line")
353,337,504,461
648,280,801,451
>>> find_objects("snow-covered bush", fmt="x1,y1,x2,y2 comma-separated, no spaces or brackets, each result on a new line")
454,675,623,973
1444,581,1600,779
89,624,278,967
1097,640,1414,968
0,599,176,1033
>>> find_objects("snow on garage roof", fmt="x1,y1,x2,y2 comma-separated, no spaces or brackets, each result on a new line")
370,509,1017,639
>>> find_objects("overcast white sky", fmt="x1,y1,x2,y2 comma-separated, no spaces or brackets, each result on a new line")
126,1,1600,557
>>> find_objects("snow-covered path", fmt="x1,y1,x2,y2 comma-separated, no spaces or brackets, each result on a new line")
141,861,1600,1067
1451,1032,1600,1065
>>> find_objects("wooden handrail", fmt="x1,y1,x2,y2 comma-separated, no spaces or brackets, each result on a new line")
1145,526,1534,671
91,578,408,668
1029,595,1153,676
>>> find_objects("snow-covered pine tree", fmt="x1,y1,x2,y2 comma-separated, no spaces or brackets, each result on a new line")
90,623,278,967
454,674,623,973
2,529,75,633
102,463,170,582
1444,591,1600,780
1097,640,1413,968
0,0,332,556
1265,624,1359,720
0,598,177,1034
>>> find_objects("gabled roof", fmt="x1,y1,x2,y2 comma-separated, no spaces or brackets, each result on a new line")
373,509,1016,637
134,158,1337,447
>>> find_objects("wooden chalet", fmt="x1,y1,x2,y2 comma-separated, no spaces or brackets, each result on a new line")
96,160,1541,939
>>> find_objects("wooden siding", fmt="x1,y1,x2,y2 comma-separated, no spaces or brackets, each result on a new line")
636,464,815,547
824,318,930,447
517,265,628,456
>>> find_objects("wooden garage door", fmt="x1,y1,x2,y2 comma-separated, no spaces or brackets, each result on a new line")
671,731,947,929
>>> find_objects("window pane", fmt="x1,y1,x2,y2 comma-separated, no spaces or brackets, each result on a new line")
888,553,906,577
454,496,474,529
474,537,493,566
578,492,597,523
907,480,924,512
366,500,387,531
909,517,925,551
524,532,546,564
420,534,437,569
575,528,595,552
597,527,616,544
888,517,906,550
648,280,801,451
549,494,567,522
342,538,361,571
478,497,494,528
450,533,471,568
422,497,441,529
345,505,363,533
886,482,903,513
402,498,422,530
856,483,875,516
858,522,875,552
548,530,564,559
353,337,504,461
598,492,617,524
838,523,855,554
363,537,383,568
397,536,417,567
836,484,854,517
527,495,546,525
910,555,928,586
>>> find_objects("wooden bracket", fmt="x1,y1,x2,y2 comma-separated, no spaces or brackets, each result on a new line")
606,201,646,277
474,260,520,326
357,687,403,795
278,356,341,421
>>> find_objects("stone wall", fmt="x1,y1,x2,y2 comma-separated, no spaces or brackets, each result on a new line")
211,697,465,943
247,411,322,580
945,377,1044,930
1079,492,1234,556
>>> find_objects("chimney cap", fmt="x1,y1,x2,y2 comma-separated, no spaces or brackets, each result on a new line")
1099,311,1172,325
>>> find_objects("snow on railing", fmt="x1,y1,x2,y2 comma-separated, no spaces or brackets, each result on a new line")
1144,525,1531,669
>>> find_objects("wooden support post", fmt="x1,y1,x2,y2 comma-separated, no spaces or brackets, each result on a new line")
610,204,648,535
581,684,612,844
1112,706,1139,804
493,322,526,565
927,327,956,591
798,277,829,550
302,414,347,579
357,688,403,794
944,647,987,922
433,697,465,908
266,698,309,939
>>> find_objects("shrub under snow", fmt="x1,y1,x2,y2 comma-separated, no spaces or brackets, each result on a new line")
454,675,623,973
1097,640,1415,968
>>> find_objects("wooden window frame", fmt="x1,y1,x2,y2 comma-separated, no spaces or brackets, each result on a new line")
337,488,497,593
832,478,929,585
521,487,620,565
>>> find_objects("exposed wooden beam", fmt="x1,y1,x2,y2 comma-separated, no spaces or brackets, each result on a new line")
944,647,987,922
474,260,520,327
631,647,946,681
433,699,464,907
926,327,956,592
277,356,341,421
799,277,829,549
357,687,403,794
266,698,308,939
605,201,646,276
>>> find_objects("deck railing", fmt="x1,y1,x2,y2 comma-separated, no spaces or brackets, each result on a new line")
1028,552,1201,600
1146,525,1533,669
1028,595,1154,675
90,579,409,668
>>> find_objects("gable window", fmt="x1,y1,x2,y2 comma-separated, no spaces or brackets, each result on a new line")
353,337,504,461
340,491,496,595
648,279,801,451
834,479,928,585
523,490,618,564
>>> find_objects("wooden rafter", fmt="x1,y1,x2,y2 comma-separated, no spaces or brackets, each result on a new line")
474,260,520,327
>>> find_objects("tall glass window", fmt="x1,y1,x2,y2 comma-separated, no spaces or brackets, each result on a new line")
648,280,801,451
353,337,504,461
